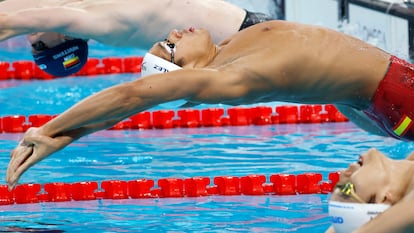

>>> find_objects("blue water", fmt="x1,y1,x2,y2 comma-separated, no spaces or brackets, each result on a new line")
0,74,412,232
0,38,413,231
0,195,327,233
0,9,411,232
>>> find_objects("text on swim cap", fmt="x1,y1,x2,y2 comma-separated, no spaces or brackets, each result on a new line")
53,46,79,60
153,64,170,73
331,216,344,224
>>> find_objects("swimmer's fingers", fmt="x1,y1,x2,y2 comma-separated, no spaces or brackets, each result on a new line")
6,131,58,190
6,144,34,190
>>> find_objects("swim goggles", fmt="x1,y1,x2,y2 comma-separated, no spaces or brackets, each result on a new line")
336,182,365,203
31,40,49,52
161,39,176,64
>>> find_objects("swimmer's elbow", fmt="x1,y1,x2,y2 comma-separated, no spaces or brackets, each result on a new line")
115,82,157,112
96,85,136,120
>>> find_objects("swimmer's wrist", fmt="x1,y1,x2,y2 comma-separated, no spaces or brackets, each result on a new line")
40,123,60,138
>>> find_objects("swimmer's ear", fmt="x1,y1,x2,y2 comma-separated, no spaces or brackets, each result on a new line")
381,191,395,205
406,151,414,161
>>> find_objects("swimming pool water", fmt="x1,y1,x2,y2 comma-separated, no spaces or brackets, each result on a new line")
2,120,404,185
0,74,412,232
1,8,412,231
0,195,328,233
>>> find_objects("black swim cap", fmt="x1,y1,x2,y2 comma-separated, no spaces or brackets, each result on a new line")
33,39,88,77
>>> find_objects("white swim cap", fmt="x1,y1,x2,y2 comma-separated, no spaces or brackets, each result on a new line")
328,201,390,233
141,53,182,76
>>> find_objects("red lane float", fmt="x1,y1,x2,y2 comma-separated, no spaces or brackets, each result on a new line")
184,177,211,197
0,104,348,133
0,172,340,205
1,115,30,133
128,179,154,198
201,108,225,127
0,62,10,80
0,56,144,80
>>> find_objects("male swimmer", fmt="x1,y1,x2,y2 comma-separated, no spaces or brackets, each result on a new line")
326,148,414,233
7,21,414,231
0,0,273,76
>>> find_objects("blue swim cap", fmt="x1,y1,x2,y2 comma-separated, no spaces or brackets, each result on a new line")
33,39,88,77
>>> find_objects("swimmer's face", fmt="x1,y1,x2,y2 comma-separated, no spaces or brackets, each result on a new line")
330,148,413,204
149,28,216,67
28,32,68,54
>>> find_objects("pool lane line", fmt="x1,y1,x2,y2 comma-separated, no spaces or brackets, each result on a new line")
0,172,340,205
0,104,348,133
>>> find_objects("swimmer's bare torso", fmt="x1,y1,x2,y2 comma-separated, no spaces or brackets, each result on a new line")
175,21,390,109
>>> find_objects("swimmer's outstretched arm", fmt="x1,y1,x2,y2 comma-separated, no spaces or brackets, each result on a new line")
0,0,77,12
0,6,108,41
0,0,251,44
37,69,246,138
6,69,247,188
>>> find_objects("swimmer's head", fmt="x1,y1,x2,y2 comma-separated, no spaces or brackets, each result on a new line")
29,32,88,77
328,148,414,232
148,28,217,68
328,201,390,233
333,149,401,204
329,181,389,232
142,38,182,76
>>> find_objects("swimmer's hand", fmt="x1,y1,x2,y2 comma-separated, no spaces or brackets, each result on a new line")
6,127,72,190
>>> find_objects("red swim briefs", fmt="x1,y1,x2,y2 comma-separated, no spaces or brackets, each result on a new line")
364,55,414,141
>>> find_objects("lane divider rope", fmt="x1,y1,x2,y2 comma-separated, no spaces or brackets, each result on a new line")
0,57,143,80
0,172,340,205
0,104,348,133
